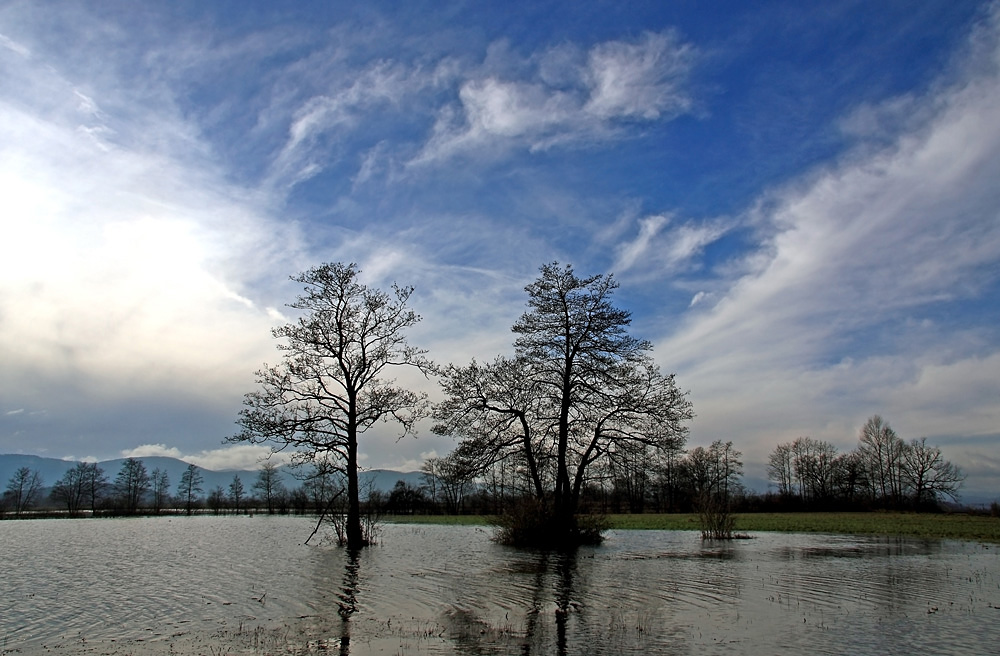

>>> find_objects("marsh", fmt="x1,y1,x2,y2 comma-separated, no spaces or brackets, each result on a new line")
2,516,998,654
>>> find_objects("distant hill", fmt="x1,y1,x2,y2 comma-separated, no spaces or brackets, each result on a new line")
0,453,423,500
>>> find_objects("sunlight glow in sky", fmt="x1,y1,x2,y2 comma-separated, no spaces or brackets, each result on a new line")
1,1,998,499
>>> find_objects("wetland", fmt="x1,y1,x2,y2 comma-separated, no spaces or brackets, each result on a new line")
2,516,999,654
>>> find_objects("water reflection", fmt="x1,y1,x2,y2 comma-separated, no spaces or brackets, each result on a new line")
2,519,999,655
336,549,361,655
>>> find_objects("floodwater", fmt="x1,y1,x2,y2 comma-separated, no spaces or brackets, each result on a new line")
1,517,998,655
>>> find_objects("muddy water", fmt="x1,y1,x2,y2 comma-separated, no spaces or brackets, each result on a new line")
1,516,998,654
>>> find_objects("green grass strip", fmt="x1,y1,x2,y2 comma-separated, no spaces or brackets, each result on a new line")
385,512,1000,542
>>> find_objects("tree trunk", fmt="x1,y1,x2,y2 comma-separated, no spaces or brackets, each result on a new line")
346,436,364,549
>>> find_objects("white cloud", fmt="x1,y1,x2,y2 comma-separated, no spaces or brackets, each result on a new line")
413,30,696,165
0,32,30,57
689,291,708,307
267,59,445,189
584,31,694,120
614,213,670,272
658,10,1000,472
611,213,730,278
0,23,305,417
185,445,284,471
121,444,183,459
118,443,286,470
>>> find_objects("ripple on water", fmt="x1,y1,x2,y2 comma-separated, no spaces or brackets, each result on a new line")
2,519,999,655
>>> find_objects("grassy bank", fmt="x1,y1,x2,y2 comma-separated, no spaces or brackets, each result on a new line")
386,512,1000,543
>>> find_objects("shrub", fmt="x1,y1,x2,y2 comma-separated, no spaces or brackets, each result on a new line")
491,497,608,548
697,494,737,540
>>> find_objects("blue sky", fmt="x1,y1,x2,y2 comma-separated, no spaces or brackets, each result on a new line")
2,1,998,500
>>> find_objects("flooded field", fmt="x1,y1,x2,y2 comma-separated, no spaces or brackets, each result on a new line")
1,516,998,654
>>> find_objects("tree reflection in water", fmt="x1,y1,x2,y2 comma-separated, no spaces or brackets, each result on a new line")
335,549,361,655
440,547,584,656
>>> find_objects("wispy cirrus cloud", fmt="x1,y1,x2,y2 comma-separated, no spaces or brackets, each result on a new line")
412,30,696,165
659,6,1000,487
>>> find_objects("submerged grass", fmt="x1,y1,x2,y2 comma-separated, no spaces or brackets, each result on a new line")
387,512,1000,543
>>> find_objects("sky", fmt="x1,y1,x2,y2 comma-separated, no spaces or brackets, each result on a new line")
2,1,999,501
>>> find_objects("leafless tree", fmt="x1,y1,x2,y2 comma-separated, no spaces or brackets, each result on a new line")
903,437,964,505
857,415,907,506
767,442,795,497
253,461,286,514
228,474,245,512
150,468,171,514
206,486,226,515
178,463,204,515
4,467,43,517
82,462,108,512
114,458,150,514
435,263,692,545
232,262,431,548
51,462,92,516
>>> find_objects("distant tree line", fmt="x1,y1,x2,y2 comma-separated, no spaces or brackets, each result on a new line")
0,457,349,518
764,415,964,511
1,413,965,522
409,415,963,516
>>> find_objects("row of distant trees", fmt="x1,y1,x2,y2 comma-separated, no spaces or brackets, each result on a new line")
0,458,301,518
3,415,963,520
414,439,743,516
413,414,963,515
766,415,964,510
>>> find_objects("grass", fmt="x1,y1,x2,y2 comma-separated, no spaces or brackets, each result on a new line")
386,512,1000,543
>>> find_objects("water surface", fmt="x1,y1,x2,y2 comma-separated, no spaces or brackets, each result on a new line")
1,516,998,654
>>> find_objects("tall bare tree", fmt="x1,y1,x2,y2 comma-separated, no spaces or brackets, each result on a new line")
232,262,431,548
114,458,150,514
253,461,285,514
178,464,204,515
435,263,692,545
52,462,92,516
902,437,964,505
228,474,245,512
767,442,795,497
150,468,171,514
857,415,906,506
82,462,108,512
4,467,43,517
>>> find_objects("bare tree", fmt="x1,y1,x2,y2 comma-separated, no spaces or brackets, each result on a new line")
650,436,687,512
767,442,795,497
435,450,478,514
178,464,204,515
231,262,431,548
433,356,549,502
79,462,108,513
206,486,227,515
114,458,150,514
419,457,441,509
51,462,92,516
791,437,839,504
150,468,171,514
903,437,964,505
857,415,906,506
5,467,43,517
301,456,340,513
228,474,245,512
435,263,692,545
253,461,286,514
